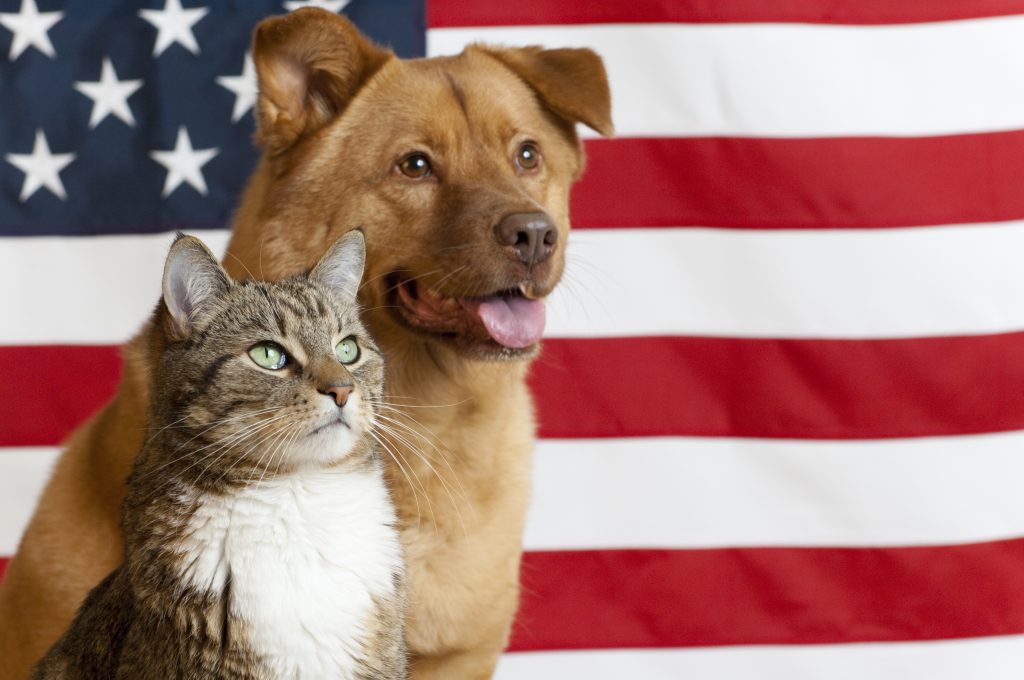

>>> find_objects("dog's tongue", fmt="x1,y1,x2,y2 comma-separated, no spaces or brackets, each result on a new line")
468,295,546,348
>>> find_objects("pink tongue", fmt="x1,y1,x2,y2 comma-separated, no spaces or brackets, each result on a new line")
471,296,546,348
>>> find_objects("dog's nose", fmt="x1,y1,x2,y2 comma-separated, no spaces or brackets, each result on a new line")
319,383,353,407
494,212,557,265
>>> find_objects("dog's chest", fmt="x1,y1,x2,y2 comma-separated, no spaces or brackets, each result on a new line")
177,470,402,678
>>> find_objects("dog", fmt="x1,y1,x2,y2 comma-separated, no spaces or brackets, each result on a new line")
0,9,612,679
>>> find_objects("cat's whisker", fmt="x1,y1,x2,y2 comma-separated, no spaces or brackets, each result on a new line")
146,406,283,444
255,421,303,487
368,417,468,540
137,415,293,489
372,426,438,527
170,421,285,493
131,416,287,486
243,420,297,488
269,424,303,481
366,428,430,533
202,420,298,492
370,411,459,478
365,397,472,409
166,408,289,458
370,420,467,536
366,405,467,483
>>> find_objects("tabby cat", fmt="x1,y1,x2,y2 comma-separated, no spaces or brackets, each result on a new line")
32,231,406,679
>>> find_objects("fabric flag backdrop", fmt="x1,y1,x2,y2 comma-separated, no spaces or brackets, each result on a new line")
5,0,1024,677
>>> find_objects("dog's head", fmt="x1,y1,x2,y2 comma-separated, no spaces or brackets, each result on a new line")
229,8,612,360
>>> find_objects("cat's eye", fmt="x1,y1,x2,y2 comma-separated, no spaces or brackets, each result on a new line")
335,336,360,365
248,342,287,370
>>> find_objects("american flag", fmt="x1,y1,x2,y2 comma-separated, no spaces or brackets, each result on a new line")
4,1,1024,678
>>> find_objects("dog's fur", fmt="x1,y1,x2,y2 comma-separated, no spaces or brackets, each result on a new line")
0,9,612,679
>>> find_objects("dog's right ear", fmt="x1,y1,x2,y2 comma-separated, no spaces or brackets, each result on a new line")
252,8,392,154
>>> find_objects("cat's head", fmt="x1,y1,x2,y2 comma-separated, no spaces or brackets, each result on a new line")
151,231,384,481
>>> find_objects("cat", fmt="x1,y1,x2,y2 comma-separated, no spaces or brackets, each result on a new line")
32,231,407,680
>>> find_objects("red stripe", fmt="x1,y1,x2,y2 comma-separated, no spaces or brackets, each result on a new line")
0,345,122,448
531,333,1024,440
572,133,1024,229
6,332,1024,447
6,541,1024,651
511,541,1024,651
429,0,1024,28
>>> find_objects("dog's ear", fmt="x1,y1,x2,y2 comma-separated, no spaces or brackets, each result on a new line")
476,45,614,138
252,8,392,154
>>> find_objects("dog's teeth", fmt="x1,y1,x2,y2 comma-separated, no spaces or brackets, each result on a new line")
519,283,539,300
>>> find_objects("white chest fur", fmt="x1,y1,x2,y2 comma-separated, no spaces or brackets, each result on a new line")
177,468,402,678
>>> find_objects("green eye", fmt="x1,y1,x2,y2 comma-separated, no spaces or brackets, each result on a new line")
248,342,287,370
335,336,360,365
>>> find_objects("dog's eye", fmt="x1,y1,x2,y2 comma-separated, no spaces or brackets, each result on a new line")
516,142,541,171
398,153,432,179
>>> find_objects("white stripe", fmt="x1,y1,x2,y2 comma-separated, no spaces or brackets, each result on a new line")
7,431,1024,555
495,636,1024,680
526,431,1024,550
0,231,229,345
6,223,1024,343
555,222,1024,339
0,448,58,555
427,18,1024,138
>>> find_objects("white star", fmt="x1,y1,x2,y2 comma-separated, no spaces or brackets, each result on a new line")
0,0,63,61
283,0,350,12
73,58,143,128
216,52,257,123
5,130,75,201
138,0,209,57
150,127,218,197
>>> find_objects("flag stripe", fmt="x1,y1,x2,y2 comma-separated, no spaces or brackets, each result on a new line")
428,19,1024,138
429,0,1024,28
0,346,117,448
0,449,58,556
493,637,1024,680
10,430,1024,556
0,345,122,448
532,334,1024,440
10,330,1024,447
4,470,1024,650
16,131,1024,236
574,133,1024,229
527,434,1024,550
4,544,1023,655
510,543,1024,651
8,224,1024,345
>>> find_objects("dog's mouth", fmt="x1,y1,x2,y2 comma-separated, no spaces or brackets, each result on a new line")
388,274,547,355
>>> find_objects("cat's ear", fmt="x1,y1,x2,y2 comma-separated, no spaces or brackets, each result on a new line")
162,234,231,340
311,230,365,301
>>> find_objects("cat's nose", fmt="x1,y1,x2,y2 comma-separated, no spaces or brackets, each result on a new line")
320,383,353,407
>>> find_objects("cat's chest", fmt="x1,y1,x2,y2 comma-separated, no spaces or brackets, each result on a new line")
176,470,402,678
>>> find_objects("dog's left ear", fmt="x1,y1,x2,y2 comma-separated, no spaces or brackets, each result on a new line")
475,45,614,138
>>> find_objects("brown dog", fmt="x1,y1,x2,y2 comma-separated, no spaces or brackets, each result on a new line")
0,9,612,679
